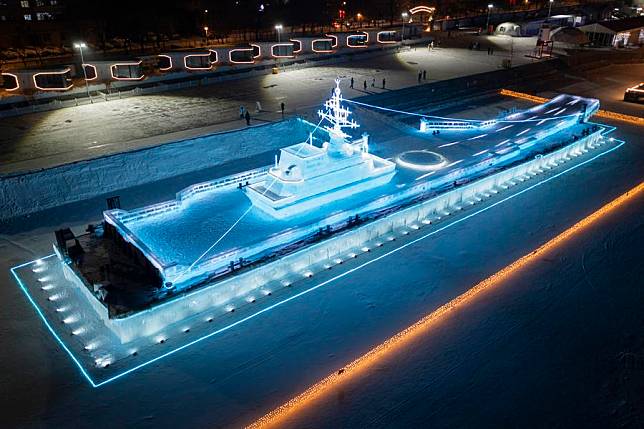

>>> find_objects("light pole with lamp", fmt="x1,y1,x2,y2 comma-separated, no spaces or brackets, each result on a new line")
73,42,92,103
203,26,209,45
547,0,554,21
401,12,408,43
275,24,282,43
486,4,493,34
274,24,283,71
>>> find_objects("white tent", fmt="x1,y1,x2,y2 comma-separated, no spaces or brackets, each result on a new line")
495,22,522,37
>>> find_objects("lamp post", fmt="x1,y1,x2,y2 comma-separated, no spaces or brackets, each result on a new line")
203,26,209,45
401,12,408,42
547,0,554,21
274,24,282,43
274,24,283,70
73,42,92,103
486,4,493,34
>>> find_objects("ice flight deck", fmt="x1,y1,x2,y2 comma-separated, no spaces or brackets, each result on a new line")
102,93,600,295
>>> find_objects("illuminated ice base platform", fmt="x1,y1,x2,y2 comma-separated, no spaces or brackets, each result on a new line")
11,127,623,386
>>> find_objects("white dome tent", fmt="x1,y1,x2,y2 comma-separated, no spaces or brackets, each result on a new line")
495,22,522,37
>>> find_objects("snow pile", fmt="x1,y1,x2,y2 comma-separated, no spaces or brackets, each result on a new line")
0,119,313,220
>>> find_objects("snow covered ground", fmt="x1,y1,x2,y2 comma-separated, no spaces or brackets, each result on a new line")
1,80,642,428
0,37,540,174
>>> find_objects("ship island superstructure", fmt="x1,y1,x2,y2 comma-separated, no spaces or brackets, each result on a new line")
245,80,396,218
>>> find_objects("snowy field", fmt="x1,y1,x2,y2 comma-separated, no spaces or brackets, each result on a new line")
0,36,540,174
1,81,642,428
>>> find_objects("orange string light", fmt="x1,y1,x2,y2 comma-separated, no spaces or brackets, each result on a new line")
499,89,644,126
246,181,644,429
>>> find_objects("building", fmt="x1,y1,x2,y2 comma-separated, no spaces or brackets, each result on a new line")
579,16,644,47
0,0,69,48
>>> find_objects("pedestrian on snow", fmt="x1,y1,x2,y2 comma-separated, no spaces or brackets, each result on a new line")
350,77,354,88
363,80,367,91
382,78,386,89
371,77,375,87
423,70,427,80
245,110,251,125
418,71,422,83
280,102,285,117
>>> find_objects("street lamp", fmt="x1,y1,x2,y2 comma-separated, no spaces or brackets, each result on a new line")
401,12,408,42
274,24,283,70
274,24,283,43
486,4,493,34
203,26,209,42
73,42,92,103
547,0,554,21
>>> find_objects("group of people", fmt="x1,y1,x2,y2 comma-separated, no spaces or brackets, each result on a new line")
346,68,429,92
349,76,387,91
239,101,286,126
239,105,251,125
468,42,494,55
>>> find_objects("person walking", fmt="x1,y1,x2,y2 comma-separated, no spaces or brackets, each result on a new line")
350,77,354,88
382,77,386,89
280,101,285,117
245,110,251,126
371,77,375,87
363,80,367,91
418,71,422,83
423,70,427,80
239,105,245,119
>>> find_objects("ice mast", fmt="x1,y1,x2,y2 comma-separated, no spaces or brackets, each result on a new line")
318,78,360,155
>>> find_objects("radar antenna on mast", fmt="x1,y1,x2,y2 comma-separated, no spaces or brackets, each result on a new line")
317,78,359,140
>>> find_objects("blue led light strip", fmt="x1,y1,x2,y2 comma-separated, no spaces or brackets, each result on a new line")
345,98,581,123
10,254,98,387
11,137,626,388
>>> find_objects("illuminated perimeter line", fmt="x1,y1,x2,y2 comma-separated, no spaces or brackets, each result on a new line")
247,178,644,429
9,140,627,388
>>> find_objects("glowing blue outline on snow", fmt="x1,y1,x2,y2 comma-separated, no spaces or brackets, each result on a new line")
10,255,97,387
10,134,626,388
